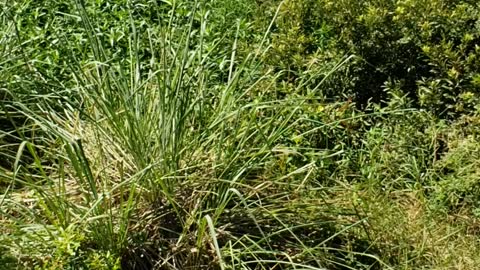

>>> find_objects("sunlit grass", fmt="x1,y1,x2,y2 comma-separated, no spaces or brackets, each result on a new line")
2,0,480,269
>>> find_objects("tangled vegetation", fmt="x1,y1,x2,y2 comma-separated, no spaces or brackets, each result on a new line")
1,0,480,269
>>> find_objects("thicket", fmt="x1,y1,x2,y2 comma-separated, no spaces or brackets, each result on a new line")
268,0,480,115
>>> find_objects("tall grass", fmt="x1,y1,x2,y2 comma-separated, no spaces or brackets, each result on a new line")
4,0,479,269
3,1,363,269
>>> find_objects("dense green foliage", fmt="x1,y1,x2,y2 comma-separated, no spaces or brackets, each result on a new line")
1,0,480,269
268,0,480,115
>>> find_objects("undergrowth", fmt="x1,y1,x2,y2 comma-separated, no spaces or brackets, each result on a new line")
1,0,480,269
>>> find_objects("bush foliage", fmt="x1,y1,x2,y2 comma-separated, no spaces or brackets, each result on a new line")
268,0,480,116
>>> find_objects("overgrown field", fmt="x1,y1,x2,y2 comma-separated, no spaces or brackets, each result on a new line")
1,0,480,269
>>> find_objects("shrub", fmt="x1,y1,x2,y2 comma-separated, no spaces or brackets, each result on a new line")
267,0,480,117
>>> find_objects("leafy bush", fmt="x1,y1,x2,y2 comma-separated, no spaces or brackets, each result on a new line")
267,0,480,116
